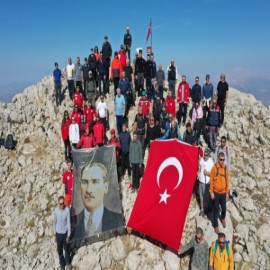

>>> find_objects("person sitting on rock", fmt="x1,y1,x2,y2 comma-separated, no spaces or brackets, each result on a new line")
159,120,182,141
179,227,209,270
77,126,95,149
191,101,203,144
183,122,197,145
138,91,151,118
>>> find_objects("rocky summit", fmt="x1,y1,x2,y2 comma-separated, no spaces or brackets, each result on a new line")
0,75,270,270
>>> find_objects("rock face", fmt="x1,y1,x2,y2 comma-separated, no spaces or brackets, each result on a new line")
0,75,270,270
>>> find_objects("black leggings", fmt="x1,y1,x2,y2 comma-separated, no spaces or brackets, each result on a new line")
63,139,71,160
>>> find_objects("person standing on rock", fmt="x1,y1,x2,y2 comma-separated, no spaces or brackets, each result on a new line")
69,116,80,149
82,57,90,100
215,136,231,171
198,148,214,218
123,26,132,60
62,160,74,208
53,62,62,106
209,232,234,270
66,57,75,99
102,35,112,81
111,51,122,96
53,196,72,270
210,152,229,234
206,99,220,152
115,88,126,135
167,59,178,98
85,70,97,106
155,64,165,100
179,227,209,270
177,75,190,126
61,111,71,160
74,57,83,92
202,74,213,107
216,73,229,126
191,76,202,107
129,132,143,193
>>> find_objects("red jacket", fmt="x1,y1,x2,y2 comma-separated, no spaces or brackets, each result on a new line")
138,98,151,117
118,50,127,69
84,105,95,125
177,82,190,103
107,137,121,162
165,97,176,117
79,122,87,137
77,133,95,149
111,58,122,79
71,111,82,125
61,118,71,140
62,170,73,196
93,121,105,145
73,91,83,109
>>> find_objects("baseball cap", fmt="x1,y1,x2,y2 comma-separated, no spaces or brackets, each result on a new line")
110,129,116,134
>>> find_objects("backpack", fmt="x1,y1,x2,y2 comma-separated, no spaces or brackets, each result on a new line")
213,240,231,260
215,164,227,179
4,134,15,150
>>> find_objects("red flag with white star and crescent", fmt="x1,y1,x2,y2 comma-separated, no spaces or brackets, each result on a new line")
127,140,198,251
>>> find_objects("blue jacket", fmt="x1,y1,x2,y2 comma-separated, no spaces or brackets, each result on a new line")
119,131,131,154
203,82,214,100
207,105,220,127
119,79,131,96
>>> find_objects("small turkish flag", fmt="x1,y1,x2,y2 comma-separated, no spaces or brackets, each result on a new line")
127,140,198,250
146,19,152,43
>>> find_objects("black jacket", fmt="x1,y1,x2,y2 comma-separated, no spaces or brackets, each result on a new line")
102,42,112,59
135,58,145,74
123,33,132,47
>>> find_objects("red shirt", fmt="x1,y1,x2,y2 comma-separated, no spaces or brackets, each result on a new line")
61,118,71,140
138,98,151,117
165,97,176,117
118,50,127,69
84,105,95,125
77,134,95,149
93,121,105,145
62,170,73,195
73,91,83,110
107,137,121,162
71,111,82,125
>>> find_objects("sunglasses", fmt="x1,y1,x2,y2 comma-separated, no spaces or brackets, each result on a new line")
221,140,226,143
219,158,225,161
59,202,64,206
150,119,154,121
219,241,225,244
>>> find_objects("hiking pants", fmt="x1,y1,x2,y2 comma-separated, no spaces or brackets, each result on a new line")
177,103,187,125
217,99,225,125
168,80,176,98
67,80,75,99
121,152,131,176
213,192,226,227
199,182,211,215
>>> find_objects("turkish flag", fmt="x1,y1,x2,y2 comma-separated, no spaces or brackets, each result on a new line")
146,19,152,43
127,140,198,251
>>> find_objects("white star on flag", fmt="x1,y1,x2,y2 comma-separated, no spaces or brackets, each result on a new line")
159,189,171,204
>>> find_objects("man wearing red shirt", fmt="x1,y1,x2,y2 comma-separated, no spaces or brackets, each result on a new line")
165,90,176,117
77,126,95,149
71,104,82,125
83,100,95,125
177,75,190,126
72,86,83,110
62,159,73,207
61,111,71,160
138,92,151,118
93,114,105,147
118,45,127,69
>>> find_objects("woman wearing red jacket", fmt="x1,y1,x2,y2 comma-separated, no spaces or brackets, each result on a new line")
61,110,71,160
92,113,105,147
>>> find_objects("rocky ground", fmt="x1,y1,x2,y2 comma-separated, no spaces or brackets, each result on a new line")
0,76,269,270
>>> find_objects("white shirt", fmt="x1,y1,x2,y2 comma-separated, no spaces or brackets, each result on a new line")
66,64,75,80
84,205,104,233
97,101,108,118
198,156,214,184
69,123,80,144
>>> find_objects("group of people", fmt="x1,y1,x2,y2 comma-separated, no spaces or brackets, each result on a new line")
53,26,234,270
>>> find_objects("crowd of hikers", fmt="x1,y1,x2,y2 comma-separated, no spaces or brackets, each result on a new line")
52,26,234,270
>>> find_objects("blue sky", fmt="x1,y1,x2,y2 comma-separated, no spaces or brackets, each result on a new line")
0,0,270,103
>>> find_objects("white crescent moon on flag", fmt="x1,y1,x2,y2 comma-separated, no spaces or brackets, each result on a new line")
157,157,183,190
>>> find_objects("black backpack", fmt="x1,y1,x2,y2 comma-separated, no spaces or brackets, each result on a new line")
5,134,15,150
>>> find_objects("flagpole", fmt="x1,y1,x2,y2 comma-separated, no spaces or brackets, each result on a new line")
151,18,152,52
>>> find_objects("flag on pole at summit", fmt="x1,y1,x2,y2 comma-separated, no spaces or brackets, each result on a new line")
127,140,198,251
146,19,152,43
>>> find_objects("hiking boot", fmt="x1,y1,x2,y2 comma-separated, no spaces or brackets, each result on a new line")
214,227,220,234
199,210,205,217
131,188,135,193
220,218,226,228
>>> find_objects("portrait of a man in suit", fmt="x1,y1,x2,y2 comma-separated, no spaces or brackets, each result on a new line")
73,162,124,240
